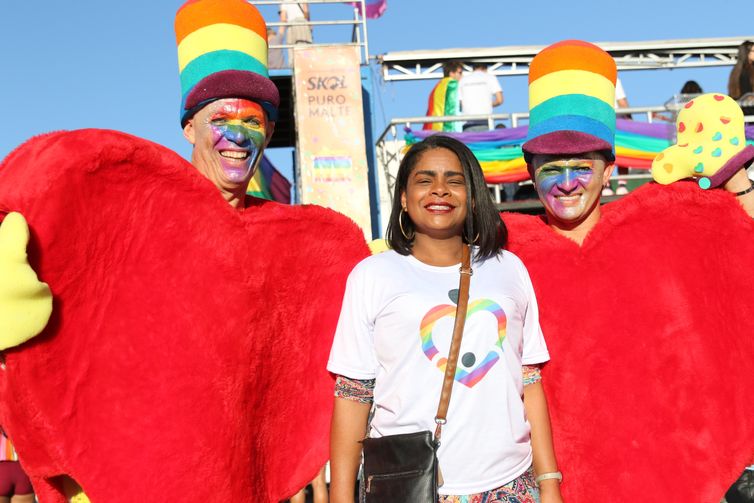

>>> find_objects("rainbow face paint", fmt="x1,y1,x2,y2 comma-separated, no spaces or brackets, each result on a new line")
190,98,268,190
534,158,600,223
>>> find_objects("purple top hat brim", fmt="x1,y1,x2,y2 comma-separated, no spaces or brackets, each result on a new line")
182,70,280,125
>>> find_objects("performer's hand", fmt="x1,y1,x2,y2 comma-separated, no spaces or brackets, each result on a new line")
0,212,52,350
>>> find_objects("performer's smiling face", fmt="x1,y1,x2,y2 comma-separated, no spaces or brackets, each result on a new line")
531,153,612,226
183,98,270,197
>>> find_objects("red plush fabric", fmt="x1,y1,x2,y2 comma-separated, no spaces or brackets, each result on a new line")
503,183,754,501
0,129,369,502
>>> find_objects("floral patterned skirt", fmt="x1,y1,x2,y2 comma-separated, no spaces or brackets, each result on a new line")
437,468,540,503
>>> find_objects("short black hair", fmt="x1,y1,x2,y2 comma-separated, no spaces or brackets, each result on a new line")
386,135,507,260
680,80,703,95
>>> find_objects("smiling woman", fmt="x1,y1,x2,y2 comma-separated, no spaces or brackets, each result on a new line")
327,135,563,503
387,135,505,261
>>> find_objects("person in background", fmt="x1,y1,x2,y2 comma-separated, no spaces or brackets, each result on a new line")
0,429,34,503
423,61,463,132
458,63,504,132
267,26,286,69
728,40,754,100
652,80,704,124
680,80,703,95
280,2,312,65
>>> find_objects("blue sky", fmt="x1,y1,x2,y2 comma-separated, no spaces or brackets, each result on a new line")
1,0,752,180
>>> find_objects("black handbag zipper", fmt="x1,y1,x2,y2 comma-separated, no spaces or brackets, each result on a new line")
365,469,423,493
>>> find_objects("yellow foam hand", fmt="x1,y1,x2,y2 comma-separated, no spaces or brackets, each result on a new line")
0,212,52,350
652,93,754,189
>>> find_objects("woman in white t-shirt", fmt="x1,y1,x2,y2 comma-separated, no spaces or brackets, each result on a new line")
328,135,563,503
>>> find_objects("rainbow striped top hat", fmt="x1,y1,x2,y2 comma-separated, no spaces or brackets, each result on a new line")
175,0,280,126
522,40,617,161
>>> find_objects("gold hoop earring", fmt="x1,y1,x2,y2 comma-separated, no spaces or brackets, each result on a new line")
399,208,415,240
464,229,480,244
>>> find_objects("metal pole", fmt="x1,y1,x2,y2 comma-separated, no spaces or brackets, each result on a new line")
360,0,369,64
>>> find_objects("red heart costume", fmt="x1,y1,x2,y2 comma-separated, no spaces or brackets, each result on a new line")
503,182,754,501
0,129,370,502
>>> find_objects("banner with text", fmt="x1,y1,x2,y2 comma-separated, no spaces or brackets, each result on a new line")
293,45,371,237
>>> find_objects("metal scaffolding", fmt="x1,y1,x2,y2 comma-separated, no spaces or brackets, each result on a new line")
379,36,754,82
249,0,370,65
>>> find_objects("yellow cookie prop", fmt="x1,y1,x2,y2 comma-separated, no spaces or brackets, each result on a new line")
0,212,52,350
652,93,754,189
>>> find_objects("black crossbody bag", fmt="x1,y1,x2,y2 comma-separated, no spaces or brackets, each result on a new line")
361,245,472,502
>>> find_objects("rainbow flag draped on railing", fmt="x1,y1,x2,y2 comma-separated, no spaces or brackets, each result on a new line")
405,121,754,184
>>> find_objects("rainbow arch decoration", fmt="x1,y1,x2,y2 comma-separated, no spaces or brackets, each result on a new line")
405,121,754,184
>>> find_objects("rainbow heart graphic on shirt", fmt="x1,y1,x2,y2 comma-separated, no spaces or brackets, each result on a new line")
420,293,507,388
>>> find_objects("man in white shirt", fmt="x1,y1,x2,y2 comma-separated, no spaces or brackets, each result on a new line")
458,63,503,132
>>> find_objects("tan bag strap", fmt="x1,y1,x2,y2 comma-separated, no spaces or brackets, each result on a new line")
434,244,472,442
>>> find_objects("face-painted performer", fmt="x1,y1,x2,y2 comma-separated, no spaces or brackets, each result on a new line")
0,1,369,502
500,40,754,501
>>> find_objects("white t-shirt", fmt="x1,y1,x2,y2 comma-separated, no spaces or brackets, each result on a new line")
281,3,306,19
328,249,549,495
458,71,503,116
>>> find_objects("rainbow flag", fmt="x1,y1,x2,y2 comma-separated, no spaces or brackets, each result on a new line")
246,155,292,203
348,0,387,18
423,77,461,132
405,121,754,184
